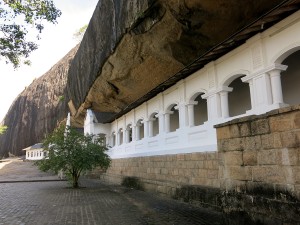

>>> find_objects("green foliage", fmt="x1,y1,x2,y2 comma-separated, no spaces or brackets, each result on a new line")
36,125,111,188
58,95,64,102
0,0,61,68
0,125,8,134
73,24,88,41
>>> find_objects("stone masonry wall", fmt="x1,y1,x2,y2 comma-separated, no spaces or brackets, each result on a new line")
102,152,220,197
216,105,300,223
100,105,300,224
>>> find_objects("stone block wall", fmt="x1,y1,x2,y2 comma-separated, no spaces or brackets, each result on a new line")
102,152,220,196
100,105,300,223
215,105,300,223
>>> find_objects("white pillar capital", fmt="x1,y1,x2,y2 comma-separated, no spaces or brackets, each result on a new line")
217,86,233,94
187,100,198,106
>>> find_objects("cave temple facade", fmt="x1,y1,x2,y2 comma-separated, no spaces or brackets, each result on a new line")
84,10,300,159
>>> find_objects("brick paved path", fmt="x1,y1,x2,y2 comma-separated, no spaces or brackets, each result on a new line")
0,159,224,225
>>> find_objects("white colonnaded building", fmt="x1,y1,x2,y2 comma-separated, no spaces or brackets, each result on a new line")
83,9,300,160
23,143,46,160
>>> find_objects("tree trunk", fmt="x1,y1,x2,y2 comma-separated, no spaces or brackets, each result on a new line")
72,173,79,188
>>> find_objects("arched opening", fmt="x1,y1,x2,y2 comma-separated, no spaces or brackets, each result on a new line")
126,124,133,143
193,93,208,126
111,132,116,147
228,75,251,117
149,113,159,137
168,104,179,132
281,50,300,105
136,119,144,140
118,128,123,145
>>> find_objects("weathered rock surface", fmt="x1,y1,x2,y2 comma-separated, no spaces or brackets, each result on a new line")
67,0,283,123
0,0,285,156
0,47,78,157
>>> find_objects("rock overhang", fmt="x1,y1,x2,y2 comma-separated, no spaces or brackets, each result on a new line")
66,0,299,126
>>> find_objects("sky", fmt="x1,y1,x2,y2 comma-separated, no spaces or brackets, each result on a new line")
0,0,99,122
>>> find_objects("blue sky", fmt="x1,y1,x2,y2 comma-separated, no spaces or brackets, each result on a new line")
0,0,98,121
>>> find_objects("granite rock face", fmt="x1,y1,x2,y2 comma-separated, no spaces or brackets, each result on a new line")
67,0,283,123
0,0,284,156
0,47,78,157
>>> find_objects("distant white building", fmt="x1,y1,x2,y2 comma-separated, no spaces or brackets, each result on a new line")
83,10,300,160
23,143,46,160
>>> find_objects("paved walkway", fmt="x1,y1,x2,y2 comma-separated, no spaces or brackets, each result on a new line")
0,158,60,182
0,158,225,225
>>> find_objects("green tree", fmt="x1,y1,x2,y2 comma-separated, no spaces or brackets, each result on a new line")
36,125,111,188
73,24,88,42
0,125,7,134
0,0,61,68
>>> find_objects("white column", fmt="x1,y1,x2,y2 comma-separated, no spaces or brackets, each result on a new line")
176,103,188,128
116,132,120,146
132,125,136,142
202,92,222,120
148,119,154,137
143,120,149,138
158,113,164,134
187,101,197,127
125,128,130,143
242,64,288,113
248,80,255,109
164,113,171,133
269,69,284,105
220,91,229,118
187,104,195,127
122,129,125,145
219,86,233,118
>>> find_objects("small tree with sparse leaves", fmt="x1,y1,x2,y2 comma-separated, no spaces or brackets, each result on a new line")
0,125,7,135
36,125,111,188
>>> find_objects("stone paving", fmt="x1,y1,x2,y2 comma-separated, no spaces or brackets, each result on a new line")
0,158,225,225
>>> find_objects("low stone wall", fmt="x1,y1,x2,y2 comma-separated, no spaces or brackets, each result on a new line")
102,152,220,207
101,105,300,224
216,105,300,223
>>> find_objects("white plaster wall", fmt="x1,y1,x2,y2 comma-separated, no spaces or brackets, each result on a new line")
94,123,111,135
216,49,251,86
163,88,179,111
125,111,134,126
263,11,300,64
111,121,117,134
185,70,209,100
135,104,147,123
147,96,160,114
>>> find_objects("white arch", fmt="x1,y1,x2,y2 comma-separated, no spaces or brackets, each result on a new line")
136,117,144,124
220,70,250,87
271,42,300,64
149,111,159,119
165,102,179,112
188,89,207,102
